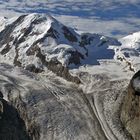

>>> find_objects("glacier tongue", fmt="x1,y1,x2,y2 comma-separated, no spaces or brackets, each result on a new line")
0,64,109,140
0,62,135,140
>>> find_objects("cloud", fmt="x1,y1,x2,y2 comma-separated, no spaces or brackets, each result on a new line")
0,0,140,38
55,15,140,38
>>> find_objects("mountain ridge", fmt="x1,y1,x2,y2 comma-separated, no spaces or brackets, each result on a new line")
0,13,139,80
0,14,121,68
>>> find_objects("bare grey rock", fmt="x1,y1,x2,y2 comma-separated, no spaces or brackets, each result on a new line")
0,97,30,140
121,70,140,140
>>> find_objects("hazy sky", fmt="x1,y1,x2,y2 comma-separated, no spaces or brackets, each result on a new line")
0,0,140,38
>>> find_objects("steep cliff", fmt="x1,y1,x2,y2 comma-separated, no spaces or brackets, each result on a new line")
121,70,140,140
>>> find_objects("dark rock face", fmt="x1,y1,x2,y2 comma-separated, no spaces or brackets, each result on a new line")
121,70,140,140
0,91,3,98
47,60,81,84
25,64,43,73
0,97,30,140
68,51,84,65
0,15,26,55
62,26,78,42
80,34,93,47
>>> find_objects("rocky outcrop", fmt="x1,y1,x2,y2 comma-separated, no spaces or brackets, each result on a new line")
0,95,30,140
121,70,140,140
47,60,81,84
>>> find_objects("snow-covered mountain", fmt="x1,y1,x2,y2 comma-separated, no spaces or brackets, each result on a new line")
0,13,139,80
0,14,120,70
114,32,140,72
